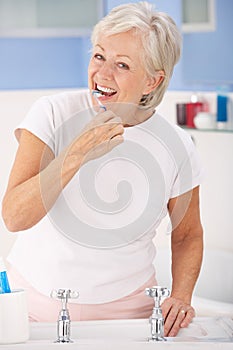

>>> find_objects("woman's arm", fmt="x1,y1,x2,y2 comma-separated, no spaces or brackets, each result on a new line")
2,112,124,232
161,186,203,337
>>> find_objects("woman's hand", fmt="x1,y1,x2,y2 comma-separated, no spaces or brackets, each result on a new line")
67,110,124,165
161,296,195,337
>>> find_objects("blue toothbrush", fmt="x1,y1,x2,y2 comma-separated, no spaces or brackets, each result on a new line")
92,90,107,111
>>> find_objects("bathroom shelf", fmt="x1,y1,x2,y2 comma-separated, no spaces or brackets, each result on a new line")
180,126,233,134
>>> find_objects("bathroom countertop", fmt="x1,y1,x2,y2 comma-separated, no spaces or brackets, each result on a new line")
1,317,233,349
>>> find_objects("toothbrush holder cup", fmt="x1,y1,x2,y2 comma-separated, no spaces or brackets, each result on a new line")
0,289,29,344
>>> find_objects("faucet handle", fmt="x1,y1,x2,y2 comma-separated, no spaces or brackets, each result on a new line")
145,286,170,299
50,289,79,309
145,286,170,307
51,289,79,300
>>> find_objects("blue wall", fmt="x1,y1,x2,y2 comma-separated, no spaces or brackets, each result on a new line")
0,0,232,91
0,37,90,89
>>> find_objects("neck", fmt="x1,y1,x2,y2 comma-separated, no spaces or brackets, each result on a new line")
123,107,155,127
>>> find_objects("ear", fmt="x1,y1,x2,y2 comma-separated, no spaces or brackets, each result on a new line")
143,70,165,95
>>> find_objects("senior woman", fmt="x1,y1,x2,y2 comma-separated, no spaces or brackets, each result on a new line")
2,2,203,337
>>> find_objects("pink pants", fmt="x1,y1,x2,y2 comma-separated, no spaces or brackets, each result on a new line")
8,264,156,322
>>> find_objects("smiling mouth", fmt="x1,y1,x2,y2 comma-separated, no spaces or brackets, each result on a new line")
95,84,117,97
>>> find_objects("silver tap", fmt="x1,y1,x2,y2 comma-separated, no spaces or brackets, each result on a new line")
50,289,79,343
145,286,170,341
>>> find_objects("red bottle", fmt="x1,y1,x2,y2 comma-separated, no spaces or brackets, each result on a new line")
186,101,204,128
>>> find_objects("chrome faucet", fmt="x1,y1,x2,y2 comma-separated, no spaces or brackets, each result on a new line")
145,286,170,341
50,289,79,343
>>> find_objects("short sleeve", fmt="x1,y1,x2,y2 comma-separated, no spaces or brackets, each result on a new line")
170,127,205,198
15,96,55,153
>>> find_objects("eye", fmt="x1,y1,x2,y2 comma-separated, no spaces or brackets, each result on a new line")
117,62,129,70
93,53,105,61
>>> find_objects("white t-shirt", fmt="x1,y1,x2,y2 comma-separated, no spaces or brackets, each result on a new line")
8,89,204,303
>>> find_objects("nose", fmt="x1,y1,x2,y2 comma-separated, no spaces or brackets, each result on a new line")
96,61,114,81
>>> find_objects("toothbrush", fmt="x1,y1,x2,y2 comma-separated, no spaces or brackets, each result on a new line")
92,90,107,111
0,257,11,294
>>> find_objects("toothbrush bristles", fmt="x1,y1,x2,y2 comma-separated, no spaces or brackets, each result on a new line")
92,90,106,111
92,90,103,98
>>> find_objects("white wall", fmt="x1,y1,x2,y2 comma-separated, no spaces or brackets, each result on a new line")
1,89,233,259
156,91,233,254
156,91,233,308
0,89,67,258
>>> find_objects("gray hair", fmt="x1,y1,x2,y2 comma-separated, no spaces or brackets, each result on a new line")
91,1,182,109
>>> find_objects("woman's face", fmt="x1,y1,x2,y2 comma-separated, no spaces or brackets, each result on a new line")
88,30,156,108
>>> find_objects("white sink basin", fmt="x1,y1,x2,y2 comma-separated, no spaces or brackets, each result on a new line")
3,317,233,349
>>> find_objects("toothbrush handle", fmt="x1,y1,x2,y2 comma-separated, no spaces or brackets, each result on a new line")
99,105,107,112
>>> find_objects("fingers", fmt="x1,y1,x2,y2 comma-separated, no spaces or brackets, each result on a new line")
84,134,123,163
82,111,123,140
68,110,124,164
88,110,122,129
107,134,124,151
161,297,195,337
109,123,124,138
78,113,124,163
180,307,195,328
88,112,124,145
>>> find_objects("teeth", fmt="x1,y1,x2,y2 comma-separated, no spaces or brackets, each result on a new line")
97,84,116,94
